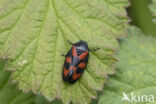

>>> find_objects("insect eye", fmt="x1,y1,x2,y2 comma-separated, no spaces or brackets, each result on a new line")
77,49,84,56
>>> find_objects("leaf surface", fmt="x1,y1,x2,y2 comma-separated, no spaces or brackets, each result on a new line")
0,59,61,104
0,0,129,103
99,26,156,104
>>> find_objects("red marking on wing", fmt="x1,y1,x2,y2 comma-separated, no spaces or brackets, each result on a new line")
64,65,77,78
78,62,86,69
72,72,81,80
64,67,69,76
66,57,71,63
69,66,76,71
78,51,88,60
72,46,77,57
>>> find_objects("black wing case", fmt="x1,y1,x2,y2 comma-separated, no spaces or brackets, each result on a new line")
62,48,72,81
69,52,89,83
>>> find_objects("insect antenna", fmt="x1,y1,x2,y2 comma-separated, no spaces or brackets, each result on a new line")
67,40,73,45
89,48,100,51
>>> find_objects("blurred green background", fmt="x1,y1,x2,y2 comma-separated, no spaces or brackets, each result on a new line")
128,0,156,36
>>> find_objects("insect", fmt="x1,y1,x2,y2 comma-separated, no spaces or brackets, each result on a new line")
62,40,99,84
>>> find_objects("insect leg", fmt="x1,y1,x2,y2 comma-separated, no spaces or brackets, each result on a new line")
61,54,66,57
89,48,100,51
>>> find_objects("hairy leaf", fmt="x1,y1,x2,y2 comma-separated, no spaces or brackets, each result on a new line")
99,26,156,104
150,0,156,23
0,0,129,103
0,59,61,104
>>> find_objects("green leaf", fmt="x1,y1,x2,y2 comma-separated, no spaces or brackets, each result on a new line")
99,26,156,104
0,59,62,104
150,0,156,23
0,0,129,103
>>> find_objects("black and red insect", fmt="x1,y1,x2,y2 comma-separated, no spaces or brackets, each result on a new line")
62,40,99,84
